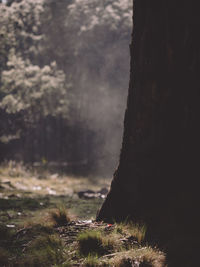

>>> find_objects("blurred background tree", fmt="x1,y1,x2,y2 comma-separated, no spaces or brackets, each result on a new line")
0,0,132,175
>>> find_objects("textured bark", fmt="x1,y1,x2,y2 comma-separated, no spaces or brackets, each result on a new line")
97,0,200,256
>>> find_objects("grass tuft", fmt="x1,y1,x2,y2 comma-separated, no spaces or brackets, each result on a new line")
78,230,103,256
115,222,147,244
50,205,71,226
83,254,99,267
77,230,114,256
110,247,165,267
113,257,134,267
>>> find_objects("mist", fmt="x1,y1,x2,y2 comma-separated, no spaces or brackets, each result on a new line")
74,37,131,174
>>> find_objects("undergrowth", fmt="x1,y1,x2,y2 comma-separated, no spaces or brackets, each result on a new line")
0,222,67,267
76,222,165,267
0,220,165,267
0,162,165,266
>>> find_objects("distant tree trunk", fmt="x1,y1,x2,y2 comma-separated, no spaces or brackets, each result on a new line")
97,0,200,263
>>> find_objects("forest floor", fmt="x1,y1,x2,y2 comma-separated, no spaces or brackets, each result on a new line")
0,162,166,267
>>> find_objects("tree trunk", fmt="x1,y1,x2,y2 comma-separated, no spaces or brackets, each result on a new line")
97,0,200,264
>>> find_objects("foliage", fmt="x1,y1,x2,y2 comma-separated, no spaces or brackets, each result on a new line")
0,0,70,148
67,0,131,36
1,54,68,121
0,0,132,172
0,0,44,71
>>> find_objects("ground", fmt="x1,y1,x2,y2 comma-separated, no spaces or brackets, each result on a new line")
0,162,166,266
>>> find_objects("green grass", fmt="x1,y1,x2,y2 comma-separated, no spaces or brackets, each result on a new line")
77,229,117,256
0,220,165,267
115,222,147,244
78,230,106,256
0,197,46,211
0,161,107,227
69,198,103,220
0,222,68,266
77,228,124,257
83,254,100,267
17,234,65,267
76,224,164,266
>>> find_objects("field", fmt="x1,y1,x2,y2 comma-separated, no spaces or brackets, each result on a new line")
0,162,165,266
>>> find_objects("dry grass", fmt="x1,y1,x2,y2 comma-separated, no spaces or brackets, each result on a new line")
83,254,100,267
0,220,166,267
76,224,165,267
77,229,117,256
0,161,110,197
78,230,106,256
0,161,109,225
115,222,147,244
0,160,30,178
110,247,166,267
49,205,71,226
0,162,166,266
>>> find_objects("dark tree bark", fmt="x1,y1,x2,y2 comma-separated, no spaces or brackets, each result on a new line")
97,0,200,265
